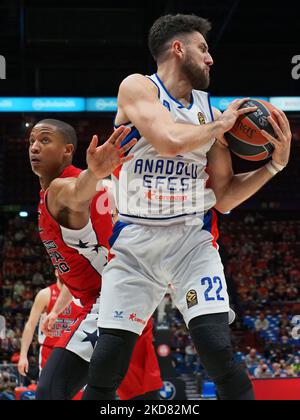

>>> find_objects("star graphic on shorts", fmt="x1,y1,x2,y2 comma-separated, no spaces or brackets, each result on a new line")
92,244,102,254
71,240,89,249
82,330,98,349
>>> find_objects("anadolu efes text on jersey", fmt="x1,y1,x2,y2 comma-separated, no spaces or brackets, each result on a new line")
113,73,217,226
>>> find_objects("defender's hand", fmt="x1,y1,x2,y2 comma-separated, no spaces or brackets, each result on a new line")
87,126,137,180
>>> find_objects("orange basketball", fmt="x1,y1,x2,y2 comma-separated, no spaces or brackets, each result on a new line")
225,99,276,161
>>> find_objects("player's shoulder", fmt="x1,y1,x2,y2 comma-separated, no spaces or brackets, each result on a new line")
121,73,148,86
49,177,74,191
34,287,51,307
47,177,75,203
119,73,157,96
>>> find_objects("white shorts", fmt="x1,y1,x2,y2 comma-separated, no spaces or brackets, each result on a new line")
98,218,230,335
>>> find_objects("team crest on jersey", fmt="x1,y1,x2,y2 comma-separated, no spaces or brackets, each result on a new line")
186,290,198,309
198,112,206,125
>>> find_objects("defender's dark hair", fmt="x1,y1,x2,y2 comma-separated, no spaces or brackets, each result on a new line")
148,14,212,61
36,119,78,153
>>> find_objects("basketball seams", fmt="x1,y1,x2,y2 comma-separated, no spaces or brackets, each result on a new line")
226,132,268,156
257,99,274,116
235,151,269,161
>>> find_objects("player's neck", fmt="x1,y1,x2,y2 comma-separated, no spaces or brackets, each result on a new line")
39,163,69,191
157,64,193,106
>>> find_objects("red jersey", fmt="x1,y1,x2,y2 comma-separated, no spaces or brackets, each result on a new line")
38,165,113,306
38,283,81,369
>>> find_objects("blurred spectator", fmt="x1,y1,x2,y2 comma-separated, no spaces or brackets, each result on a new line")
255,313,270,331
245,349,261,369
0,215,56,394
291,356,300,376
254,362,272,379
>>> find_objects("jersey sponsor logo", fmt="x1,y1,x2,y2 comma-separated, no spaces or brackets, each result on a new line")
198,112,206,125
144,190,188,203
186,289,198,309
129,313,146,326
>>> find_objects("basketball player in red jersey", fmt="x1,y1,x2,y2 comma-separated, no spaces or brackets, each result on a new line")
18,273,81,375
28,119,162,400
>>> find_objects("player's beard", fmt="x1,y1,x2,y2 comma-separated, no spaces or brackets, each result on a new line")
181,54,210,90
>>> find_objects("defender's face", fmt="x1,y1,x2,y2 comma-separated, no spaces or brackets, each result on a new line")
181,32,214,90
28,124,67,176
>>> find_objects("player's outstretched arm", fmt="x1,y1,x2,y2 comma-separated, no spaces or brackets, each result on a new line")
117,74,257,157
18,288,50,376
47,126,136,218
208,108,292,213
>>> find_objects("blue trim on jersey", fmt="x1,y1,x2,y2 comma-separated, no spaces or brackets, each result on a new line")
109,221,128,248
207,93,215,122
146,76,161,99
114,118,132,128
154,73,194,110
119,212,202,221
203,210,213,234
121,126,141,156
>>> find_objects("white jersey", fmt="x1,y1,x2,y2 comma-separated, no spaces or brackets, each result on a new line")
113,73,217,226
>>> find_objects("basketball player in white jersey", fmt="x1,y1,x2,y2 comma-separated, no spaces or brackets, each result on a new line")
83,14,292,400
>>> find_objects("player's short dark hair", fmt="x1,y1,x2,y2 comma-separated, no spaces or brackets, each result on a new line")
148,14,212,62
37,119,78,154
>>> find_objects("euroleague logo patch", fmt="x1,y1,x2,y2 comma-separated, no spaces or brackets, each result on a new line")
198,112,206,125
186,289,198,309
